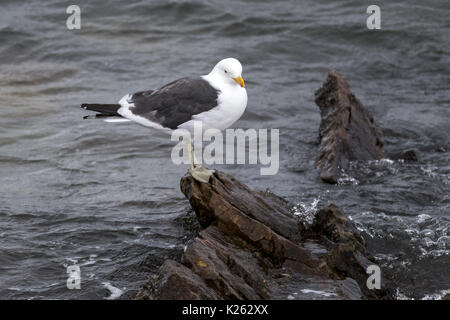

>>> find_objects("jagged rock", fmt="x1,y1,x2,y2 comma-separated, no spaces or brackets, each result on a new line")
180,172,302,242
181,172,323,278
137,171,393,300
315,70,385,183
136,260,219,300
312,204,366,251
181,226,270,299
311,205,392,299
326,243,392,300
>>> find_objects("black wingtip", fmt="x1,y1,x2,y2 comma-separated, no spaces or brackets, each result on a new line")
81,104,88,109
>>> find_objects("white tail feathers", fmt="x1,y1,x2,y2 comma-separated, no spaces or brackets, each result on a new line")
104,118,132,123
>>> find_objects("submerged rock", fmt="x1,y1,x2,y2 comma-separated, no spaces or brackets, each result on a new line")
390,149,419,162
315,70,385,183
137,171,393,300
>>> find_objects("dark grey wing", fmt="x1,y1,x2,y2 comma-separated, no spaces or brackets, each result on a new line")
128,77,219,129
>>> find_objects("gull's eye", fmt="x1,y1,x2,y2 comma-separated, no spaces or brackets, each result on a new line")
224,70,228,74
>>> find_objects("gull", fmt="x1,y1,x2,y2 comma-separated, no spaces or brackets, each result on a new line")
81,58,247,183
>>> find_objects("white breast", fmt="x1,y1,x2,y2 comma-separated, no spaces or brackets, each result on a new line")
178,75,248,133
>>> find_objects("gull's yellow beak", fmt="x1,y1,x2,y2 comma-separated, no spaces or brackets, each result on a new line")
233,75,245,88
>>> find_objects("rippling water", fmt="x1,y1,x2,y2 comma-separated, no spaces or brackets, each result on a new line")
0,0,448,299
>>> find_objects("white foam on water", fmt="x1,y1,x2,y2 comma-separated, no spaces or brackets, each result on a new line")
292,197,320,226
421,289,450,300
337,171,359,185
300,289,337,297
379,158,394,165
417,214,432,224
395,289,413,300
420,165,438,178
102,282,124,300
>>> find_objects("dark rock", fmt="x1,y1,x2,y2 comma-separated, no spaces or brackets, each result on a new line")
181,172,322,277
389,149,419,162
313,204,366,252
138,171,393,300
312,205,393,299
136,260,219,300
181,226,269,299
315,70,385,183
326,243,392,299
180,172,302,242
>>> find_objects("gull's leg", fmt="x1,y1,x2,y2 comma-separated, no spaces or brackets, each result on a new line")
187,139,195,172
187,140,214,183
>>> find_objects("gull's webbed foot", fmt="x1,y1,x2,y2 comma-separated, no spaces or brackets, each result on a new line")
188,165,215,183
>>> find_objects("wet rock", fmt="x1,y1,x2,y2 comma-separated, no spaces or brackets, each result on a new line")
181,172,323,278
326,243,391,299
138,171,393,300
136,260,219,300
315,70,385,183
313,205,366,251
180,172,302,242
312,205,392,299
390,149,419,162
270,273,363,300
181,226,269,299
